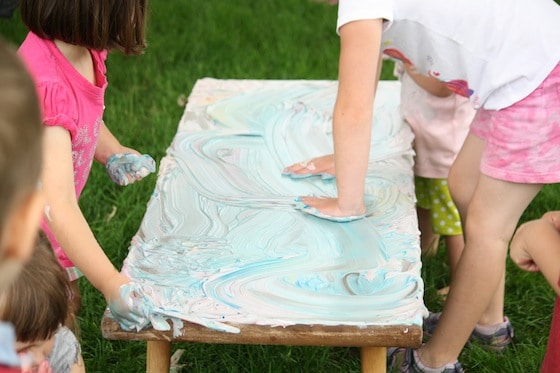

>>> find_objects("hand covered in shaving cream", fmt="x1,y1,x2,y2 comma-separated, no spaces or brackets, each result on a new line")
282,154,335,180
105,153,156,186
295,195,366,222
107,281,154,332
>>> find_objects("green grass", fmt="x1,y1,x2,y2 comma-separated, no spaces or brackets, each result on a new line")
1,1,559,372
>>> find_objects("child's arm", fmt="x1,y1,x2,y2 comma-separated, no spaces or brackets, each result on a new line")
95,121,155,186
298,19,384,218
510,211,560,295
41,126,130,302
93,120,132,164
401,63,453,98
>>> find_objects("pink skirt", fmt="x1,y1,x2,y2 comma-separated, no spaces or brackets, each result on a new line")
470,62,560,183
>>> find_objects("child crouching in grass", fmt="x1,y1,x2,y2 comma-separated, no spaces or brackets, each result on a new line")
0,233,84,373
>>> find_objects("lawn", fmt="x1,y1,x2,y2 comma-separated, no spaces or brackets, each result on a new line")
1,1,559,372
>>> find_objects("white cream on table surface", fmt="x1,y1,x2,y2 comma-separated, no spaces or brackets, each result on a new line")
116,79,428,335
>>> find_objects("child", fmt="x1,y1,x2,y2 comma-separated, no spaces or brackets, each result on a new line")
17,0,155,323
510,211,560,373
395,61,473,300
0,38,47,373
285,0,560,370
0,233,85,373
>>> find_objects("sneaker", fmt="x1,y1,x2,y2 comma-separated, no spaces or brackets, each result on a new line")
423,312,514,351
387,347,464,373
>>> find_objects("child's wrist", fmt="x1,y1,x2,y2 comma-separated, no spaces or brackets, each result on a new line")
99,268,124,298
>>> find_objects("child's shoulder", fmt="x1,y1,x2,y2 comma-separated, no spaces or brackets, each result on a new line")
18,33,59,78
18,32,48,56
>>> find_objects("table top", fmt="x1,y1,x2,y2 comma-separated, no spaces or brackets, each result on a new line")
107,78,427,341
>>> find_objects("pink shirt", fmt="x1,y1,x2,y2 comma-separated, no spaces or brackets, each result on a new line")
18,32,108,268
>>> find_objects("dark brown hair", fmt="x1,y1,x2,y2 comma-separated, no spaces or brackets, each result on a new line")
0,232,71,342
19,0,149,55
0,37,42,234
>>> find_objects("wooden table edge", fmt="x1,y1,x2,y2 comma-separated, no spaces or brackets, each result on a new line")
101,310,422,373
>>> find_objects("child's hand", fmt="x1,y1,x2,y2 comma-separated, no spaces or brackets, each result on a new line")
105,153,156,186
541,210,560,231
510,211,560,273
106,274,154,331
511,211,560,294
282,154,335,179
295,196,366,222
509,222,540,273
510,211,560,272
107,282,152,331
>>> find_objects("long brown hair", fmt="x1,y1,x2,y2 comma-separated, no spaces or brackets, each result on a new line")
19,0,149,55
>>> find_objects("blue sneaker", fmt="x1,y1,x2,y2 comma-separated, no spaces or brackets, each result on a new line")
387,347,464,373
423,312,514,351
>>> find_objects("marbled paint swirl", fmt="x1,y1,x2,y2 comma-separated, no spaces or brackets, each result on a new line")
117,79,428,334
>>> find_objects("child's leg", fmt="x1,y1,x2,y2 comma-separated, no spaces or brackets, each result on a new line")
415,176,440,257
444,234,464,285
436,234,464,299
421,177,463,295
421,177,540,366
418,206,440,256
419,134,542,367
479,269,506,326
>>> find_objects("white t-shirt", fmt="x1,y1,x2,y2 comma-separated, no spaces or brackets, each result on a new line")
337,0,560,110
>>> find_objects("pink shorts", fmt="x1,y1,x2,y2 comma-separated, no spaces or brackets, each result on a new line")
470,62,560,184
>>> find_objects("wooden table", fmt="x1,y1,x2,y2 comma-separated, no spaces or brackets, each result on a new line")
102,310,422,372
101,78,425,372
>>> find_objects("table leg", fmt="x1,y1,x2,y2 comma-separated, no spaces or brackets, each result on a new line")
360,346,386,373
146,340,171,373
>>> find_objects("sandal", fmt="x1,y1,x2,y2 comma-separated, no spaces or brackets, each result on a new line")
423,312,514,351
387,347,464,372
